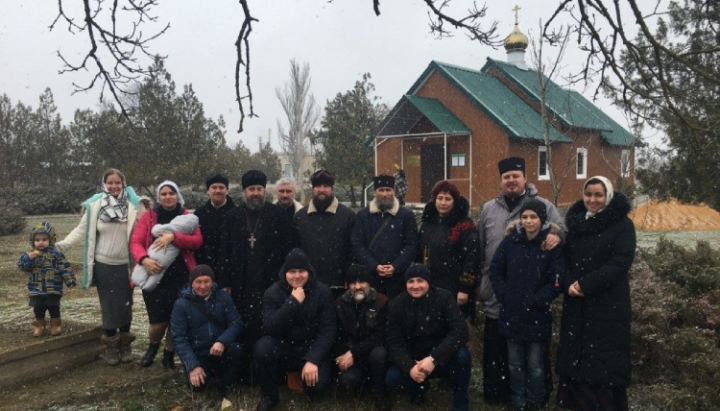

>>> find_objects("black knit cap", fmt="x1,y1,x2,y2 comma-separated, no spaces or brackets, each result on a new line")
404,263,432,284
373,174,395,190
205,172,229,189
242,169,267,189
519,199,548,226
498,157,526,175
345,264,373,285
189,264,215,283
283,248,312,273
311,169,335,187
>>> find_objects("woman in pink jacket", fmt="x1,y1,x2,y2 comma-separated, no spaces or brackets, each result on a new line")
131,180,202,369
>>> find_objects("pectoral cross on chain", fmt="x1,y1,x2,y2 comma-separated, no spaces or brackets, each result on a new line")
248,234,257,249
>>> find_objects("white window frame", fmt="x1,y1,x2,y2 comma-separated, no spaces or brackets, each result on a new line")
621,150,631,178
538,146,550,181
451,153,466,167
576,147,588,179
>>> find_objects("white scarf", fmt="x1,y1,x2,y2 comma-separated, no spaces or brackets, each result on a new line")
584,176,614,219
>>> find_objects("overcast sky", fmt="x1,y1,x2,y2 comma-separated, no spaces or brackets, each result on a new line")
0,1,659,150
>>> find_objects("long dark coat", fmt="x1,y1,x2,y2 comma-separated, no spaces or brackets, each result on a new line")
418,197,480,296
193,197,235,268
217,201,294,344
555,193,636,387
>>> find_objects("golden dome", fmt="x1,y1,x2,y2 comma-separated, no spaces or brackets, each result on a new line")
504,23,529,51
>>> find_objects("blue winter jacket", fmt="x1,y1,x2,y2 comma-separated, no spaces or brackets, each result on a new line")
171,283,244,371
489,221,564,342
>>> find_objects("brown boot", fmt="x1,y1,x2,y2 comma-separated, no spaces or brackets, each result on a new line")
287,371,304,394
118,332,136,363
101,334,121,366
32,320,46,337
49,319,62,336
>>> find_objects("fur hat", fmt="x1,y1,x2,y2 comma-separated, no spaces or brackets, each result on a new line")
189,264,214,283
242,170,267,189
373,174,395,190
310,169,335,187
498,157,525,175
519,199,548,226
404,263,432,284
205,172,229,189
345,264,373,284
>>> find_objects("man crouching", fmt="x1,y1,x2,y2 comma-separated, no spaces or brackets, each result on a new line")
171,265,244,411
253,248,337,411
334,264,392,411
386,263,472,411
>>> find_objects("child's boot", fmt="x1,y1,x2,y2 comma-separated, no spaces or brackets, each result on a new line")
101,334,121,365
118,332,136,363
32,320,46,337
49,319,62,336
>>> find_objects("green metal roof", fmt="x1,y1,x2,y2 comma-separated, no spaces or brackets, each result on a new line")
482,58,635,146
405,61,570,143
372,95,470,138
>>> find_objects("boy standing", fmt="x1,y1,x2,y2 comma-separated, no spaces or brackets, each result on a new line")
18,222,76,337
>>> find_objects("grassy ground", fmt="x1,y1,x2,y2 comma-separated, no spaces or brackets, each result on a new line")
2,214,719,411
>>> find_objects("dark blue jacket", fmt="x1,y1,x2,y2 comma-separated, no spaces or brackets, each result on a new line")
171,283,244,371
489,221,564,342
351,199,418,296
262,259,337,366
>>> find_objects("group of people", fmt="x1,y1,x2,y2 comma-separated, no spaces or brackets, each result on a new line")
16,156,636,411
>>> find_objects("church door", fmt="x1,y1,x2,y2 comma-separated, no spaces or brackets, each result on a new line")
421,145,446,202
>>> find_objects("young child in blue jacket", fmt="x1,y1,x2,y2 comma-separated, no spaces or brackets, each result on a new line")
17,221,76,337
489,200,564,411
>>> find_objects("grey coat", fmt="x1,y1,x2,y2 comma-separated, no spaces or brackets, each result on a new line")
476,183,566,318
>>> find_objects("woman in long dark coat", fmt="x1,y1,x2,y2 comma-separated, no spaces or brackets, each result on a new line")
556,176,636,411
418,180,480,318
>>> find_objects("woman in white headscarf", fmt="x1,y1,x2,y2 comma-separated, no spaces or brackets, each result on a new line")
555,176,636,411
130,181,202,369
56,169,146,365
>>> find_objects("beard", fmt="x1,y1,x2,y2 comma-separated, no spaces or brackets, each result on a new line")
245,196,265,211
353,291,366,303
312,194,334,211
376,196,395,212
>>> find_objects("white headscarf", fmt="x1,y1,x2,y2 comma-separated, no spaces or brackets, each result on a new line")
156,180,185,208
584,176,614,219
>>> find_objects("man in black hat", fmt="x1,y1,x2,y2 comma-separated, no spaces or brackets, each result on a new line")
351,174,418,298
332,264,391,411
253,248,337,411
217,169,294,350
294,169,356,298
476,156,566,405
171,265,244,411
194,172,236,269
386,263,471,411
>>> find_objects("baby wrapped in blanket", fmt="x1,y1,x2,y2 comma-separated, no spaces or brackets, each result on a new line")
131,213,199,291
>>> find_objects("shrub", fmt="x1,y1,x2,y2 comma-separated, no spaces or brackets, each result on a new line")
0,183,97,215
0,200,26,236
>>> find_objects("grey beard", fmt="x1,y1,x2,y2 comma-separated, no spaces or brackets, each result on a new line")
377,197,395,212
353,292,366,303
245,197,265,211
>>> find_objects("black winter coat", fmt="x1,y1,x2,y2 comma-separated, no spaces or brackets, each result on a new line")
294,198,356,288
386,286,469,375
418,197,480,296
194,197,235,268
489,222,564,342
556,193,636,387
262,261,337,366
332,288,388,358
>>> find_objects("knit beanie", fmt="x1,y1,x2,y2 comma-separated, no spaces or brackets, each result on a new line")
205,172,229,189
345,264,373,284
189,264,215,283
283,248,312,273
498,157,526,175
404,263,432,284
519,199,548,226
242,169,267,189
373,174,395,190
310,169,335,187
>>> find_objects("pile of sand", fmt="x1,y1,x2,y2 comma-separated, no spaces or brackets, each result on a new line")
630,198,720,231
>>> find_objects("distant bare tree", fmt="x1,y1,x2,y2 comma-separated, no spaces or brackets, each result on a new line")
276,59,319,194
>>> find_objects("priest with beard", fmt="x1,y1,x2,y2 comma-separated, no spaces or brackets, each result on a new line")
217,170,294,348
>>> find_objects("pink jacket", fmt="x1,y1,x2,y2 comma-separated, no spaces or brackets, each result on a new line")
130,208,202,272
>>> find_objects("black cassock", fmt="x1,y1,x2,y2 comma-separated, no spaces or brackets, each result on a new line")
217,201,294,345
